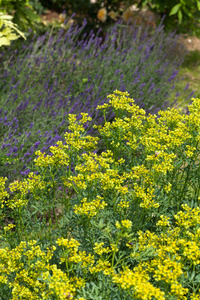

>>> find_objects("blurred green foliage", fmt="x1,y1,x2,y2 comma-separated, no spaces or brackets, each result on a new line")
138,0,200,36
27,1,200,37
0,12,26,47
0,0,40,32
29,0,45,15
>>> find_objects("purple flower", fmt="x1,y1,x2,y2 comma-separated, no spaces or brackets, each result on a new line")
167,70,179,82
140,83,146,89
24,152,30,158
34,141,41,149
26,157,32,163
21,169,30,176
184,83,189,91
148,83,155,93
26,132,31,138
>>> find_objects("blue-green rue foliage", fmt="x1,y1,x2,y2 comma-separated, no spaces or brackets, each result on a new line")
1,91,200,299
0,18,191,182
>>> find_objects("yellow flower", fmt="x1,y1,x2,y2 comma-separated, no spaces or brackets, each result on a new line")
4,223,16,232
185,145,196,157
97,8,107,22
191,292,200,300
74,196,107,218
93,242,111,255
121,219,132,229
156,215,170,227
112,267,165,299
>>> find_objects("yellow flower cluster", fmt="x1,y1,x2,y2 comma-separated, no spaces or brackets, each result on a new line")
0,239,91,299
57,237,94,268
35,141,69,168
0,241,77,299
131,205,200,299
174,204,200,229
65,113,98,152
74,196,107,218
0,177,9,220
112,267,165,299
6,172,49,208
93,242,111,255
156,215,170,227
116,219,132,229
89,259,114,276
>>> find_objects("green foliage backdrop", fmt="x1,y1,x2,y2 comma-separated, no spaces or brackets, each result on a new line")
0,0,40,31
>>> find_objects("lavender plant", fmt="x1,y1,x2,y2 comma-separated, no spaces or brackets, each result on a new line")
0,18,191,182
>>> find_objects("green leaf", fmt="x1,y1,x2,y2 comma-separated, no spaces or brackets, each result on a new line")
178,9,183,24
0,12,25,47
198,1,200,11
82,78,88,84
195,274,200,283
169,3,181,16
182,6,192,18
0,36,10,46
16,5,40,22
6,32,19,41
141,0,149,7
0,13,13,20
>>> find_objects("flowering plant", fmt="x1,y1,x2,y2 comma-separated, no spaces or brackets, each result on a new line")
1,91,200,299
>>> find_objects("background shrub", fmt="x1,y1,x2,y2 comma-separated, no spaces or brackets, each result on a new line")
26,0,200,37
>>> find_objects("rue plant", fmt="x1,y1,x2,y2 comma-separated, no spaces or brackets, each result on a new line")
1,91,200,299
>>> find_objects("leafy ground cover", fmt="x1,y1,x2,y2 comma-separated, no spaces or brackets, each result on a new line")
0,18,191,183
1,91,200,299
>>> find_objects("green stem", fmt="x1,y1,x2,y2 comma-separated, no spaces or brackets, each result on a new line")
178,163,191,211
111,235,121,269
113,190,118,213
52,177,61,231
19,213,28,245
48,208,53,247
